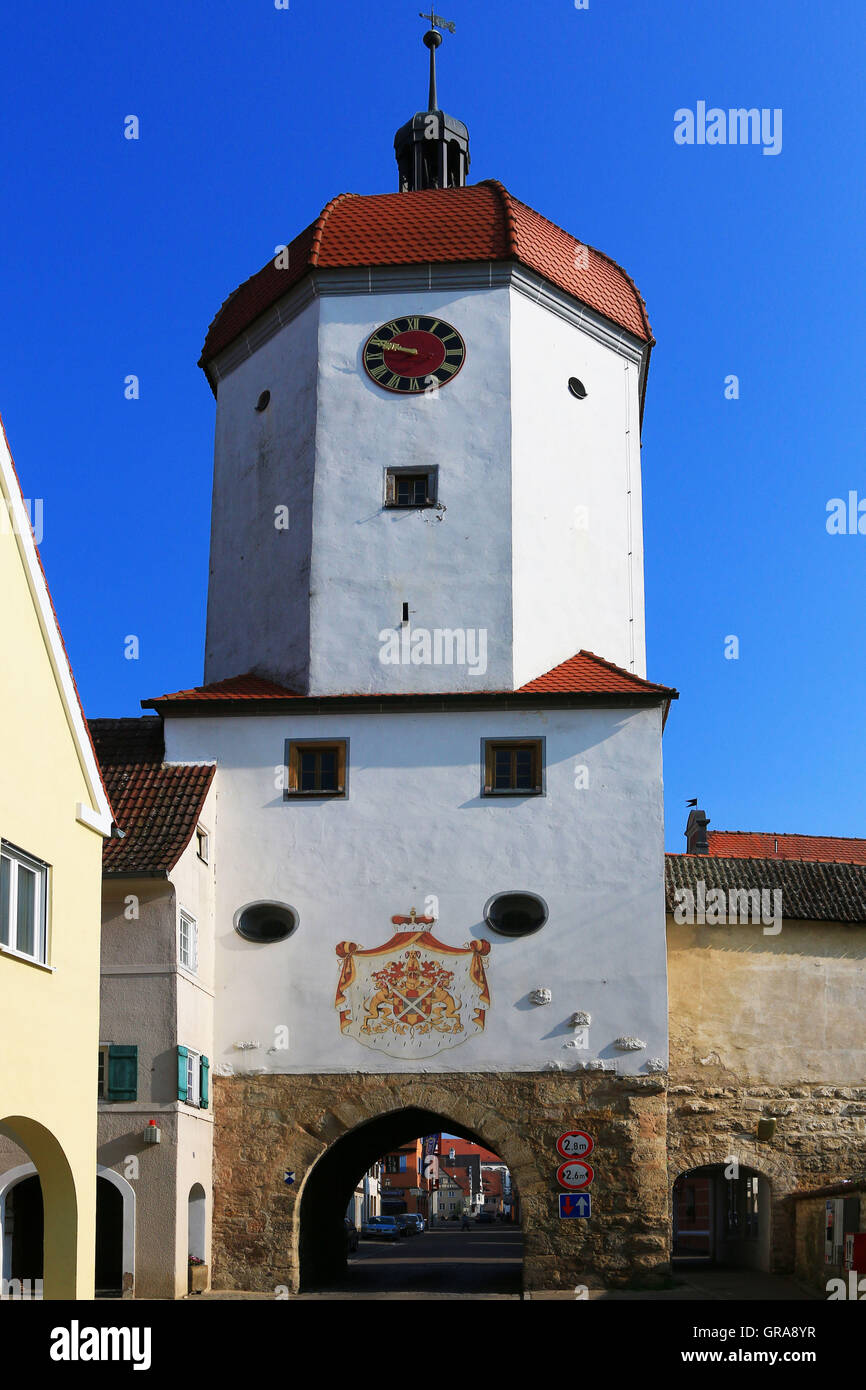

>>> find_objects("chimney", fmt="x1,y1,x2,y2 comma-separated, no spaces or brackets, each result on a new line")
685,806,710,855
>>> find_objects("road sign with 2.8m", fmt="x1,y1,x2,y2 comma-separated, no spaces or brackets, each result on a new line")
556,1130,594,1159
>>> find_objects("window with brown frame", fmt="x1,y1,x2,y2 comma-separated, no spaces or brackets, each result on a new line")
482,739,544,796
384,466,438,508
285,739,348,797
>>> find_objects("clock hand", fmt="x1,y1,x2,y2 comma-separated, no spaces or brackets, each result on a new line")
370,338,420,356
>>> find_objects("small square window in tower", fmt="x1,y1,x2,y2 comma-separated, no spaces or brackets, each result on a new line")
285,740,348,798
384,466,438,509
482,739,544,796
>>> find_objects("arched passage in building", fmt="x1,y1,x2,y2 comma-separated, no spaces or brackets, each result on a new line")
188,1183,206,1262
0,1117,79,1299
95,1167,135,1298
95,1177,124,1297
672,1163,773,1271
298,1105,522,1293
1,1172,43,1284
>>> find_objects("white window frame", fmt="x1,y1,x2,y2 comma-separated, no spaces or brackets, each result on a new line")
0,841,49,965
185,1047,201,1106
179,909,198,973
196,827,209,864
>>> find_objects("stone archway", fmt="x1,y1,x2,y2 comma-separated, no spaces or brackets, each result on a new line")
669,1144,797,1274
212,1070,669,1295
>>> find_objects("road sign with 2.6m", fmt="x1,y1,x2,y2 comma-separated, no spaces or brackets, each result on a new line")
556,1159,594,1190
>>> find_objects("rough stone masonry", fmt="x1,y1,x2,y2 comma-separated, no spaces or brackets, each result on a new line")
212,1071,669,1294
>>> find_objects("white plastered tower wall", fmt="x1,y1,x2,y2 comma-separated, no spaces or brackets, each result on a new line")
162,702,668,1078
203,267,648,695
509,288,647,683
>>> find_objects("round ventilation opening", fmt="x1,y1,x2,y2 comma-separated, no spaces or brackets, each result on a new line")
255,390,271,412
568,377,587,400
483,892,548,938
234,901,298,943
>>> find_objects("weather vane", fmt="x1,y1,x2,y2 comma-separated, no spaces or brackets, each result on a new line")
419,10,456,34
418,10,456,111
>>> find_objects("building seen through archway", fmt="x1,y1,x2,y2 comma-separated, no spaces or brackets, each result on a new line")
302,1108,522,1294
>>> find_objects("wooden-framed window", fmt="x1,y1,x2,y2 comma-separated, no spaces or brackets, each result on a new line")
284,739,348,798
179,909,198,973
177,1045,209,1110
481,739,544,796
0,840,49,964
99,1044,138,1102
384,466,438,509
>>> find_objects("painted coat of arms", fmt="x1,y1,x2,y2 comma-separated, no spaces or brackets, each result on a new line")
335,910,491,1058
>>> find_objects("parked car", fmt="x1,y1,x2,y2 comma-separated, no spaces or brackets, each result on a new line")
397,1213,424,1235
344,1217,359,1253
476,1210,496,1223
361,1216,400,1242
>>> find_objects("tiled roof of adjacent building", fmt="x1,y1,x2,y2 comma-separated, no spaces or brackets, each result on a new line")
199,181,652,374
144,651,677,709
89,717,215,877
665,854,866,924
706,830,866,864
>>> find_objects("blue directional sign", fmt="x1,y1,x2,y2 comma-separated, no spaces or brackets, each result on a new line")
559,1192,591,1219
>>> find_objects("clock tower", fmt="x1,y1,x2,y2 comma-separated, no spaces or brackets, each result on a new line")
157,20,674,1296
200,27,652,698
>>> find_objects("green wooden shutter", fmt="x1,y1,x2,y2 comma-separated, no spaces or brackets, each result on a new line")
107,1045,138,1102
200,1055,210,1110
177,1045,189,1102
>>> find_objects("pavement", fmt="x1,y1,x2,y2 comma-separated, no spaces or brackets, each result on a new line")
186,1230,820,1301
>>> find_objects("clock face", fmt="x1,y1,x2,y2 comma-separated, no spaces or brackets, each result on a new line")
363,316,466,394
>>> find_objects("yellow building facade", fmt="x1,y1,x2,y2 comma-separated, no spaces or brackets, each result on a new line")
0,415,112,1299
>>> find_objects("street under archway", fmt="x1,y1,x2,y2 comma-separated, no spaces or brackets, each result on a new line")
298,1105,522,1293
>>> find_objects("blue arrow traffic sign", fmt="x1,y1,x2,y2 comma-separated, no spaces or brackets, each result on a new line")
559,1192,591,1219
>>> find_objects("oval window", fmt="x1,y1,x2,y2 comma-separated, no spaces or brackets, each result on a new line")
483,892,548,937
567,377,587,400
255,389,271,412
234,901,298,943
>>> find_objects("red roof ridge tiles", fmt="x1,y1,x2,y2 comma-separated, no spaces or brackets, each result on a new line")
198,182,652,385
703,830,866,866
144,651,677,706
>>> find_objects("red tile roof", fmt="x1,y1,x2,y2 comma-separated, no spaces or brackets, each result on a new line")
89,718,215,876
439,1136,503,1163
517,650,675,696
199,181,652,377
144,651,677,708
705,831,866,865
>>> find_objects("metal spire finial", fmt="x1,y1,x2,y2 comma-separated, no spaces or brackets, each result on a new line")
419,10,456,112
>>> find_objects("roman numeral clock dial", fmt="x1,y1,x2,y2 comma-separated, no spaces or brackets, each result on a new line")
363,316,466,393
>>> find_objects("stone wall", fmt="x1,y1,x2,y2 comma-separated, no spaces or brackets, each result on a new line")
668,1080,866,1271
212,1070,669,1294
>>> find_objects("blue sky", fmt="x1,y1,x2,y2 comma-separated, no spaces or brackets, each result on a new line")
1,0,863,850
